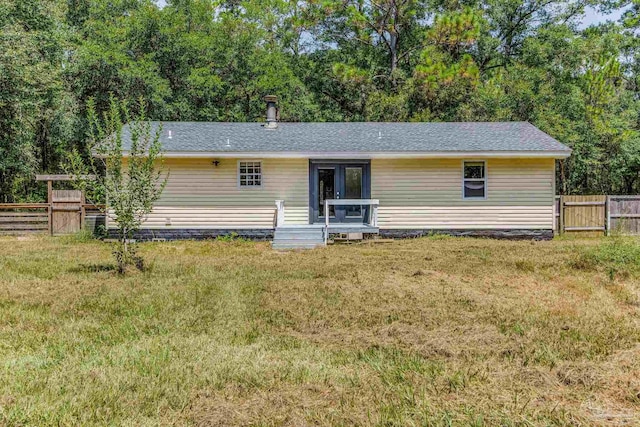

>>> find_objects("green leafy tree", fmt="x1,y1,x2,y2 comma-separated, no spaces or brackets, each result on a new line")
1,0,640,203
408,7,482,120
319,0,426,80
0,0,75,201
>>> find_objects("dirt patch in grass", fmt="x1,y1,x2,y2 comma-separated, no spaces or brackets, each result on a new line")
0,235,639,425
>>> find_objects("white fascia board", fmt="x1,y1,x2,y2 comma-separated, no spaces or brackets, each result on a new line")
123,150,572,159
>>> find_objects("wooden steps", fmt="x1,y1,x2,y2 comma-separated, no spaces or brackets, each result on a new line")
272,224,380,249
272,225,325,250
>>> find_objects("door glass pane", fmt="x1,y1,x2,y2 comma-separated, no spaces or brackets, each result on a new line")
318,168,335,217
345,167,363,217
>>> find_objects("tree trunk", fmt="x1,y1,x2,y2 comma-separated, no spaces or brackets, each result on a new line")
389,1,399,83
119,226,128,273
390,38,398,76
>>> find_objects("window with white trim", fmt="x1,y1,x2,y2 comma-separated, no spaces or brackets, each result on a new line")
238,161,262,187
463,161,486,199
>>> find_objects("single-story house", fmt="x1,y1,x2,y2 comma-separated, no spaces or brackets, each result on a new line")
117,96,571,248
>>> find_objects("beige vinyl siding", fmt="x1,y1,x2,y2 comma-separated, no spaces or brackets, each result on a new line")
116,156,554,231
372,158,555,229
137,158,308,229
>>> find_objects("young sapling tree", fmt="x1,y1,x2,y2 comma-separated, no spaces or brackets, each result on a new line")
67,97,168,272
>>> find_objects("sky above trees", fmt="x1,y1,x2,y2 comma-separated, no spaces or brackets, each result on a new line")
582,6,629,27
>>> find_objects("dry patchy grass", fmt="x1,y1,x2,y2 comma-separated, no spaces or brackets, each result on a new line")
0,234,639,426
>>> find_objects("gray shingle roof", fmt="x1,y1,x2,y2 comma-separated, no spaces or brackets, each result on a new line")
122,121,570,155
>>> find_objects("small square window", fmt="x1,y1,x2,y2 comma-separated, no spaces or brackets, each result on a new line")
463,161,486,199
238,161,262,188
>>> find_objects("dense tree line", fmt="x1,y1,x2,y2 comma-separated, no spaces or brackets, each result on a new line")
0,0,639,201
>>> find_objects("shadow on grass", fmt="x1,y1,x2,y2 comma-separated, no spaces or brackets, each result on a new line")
67,263,118,273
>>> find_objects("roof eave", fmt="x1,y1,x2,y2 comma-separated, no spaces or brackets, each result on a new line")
120,150,571,159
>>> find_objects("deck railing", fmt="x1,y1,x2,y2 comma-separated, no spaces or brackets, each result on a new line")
324,199,379,243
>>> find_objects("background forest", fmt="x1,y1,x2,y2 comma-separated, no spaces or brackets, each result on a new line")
0,0,639,202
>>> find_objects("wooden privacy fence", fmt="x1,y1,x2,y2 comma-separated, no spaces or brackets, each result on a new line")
0,204,50,235
0,201,103,236
608,196,640,234
51,189,84,235
555,195,640,235
0,174,103,236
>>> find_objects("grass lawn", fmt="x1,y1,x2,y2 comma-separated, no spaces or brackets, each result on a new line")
0,235,639,426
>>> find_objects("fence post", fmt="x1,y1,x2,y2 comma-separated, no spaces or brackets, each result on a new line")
559,195,564,234
606,195,611,236
47,180,53,235
81,192,86,230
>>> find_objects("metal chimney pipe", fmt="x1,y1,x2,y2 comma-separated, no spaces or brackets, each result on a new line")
264,95,278,129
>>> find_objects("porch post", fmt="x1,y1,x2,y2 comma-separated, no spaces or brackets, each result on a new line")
372,203,378,227
275,200,285,227
325,200,329,244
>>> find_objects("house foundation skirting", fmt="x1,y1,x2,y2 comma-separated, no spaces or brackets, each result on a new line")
104,228,553,241
379,229,554,240
106,228,274,241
